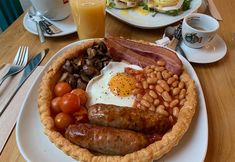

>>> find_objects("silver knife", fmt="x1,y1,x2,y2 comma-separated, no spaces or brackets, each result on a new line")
0,48,49,116
206,0,222,21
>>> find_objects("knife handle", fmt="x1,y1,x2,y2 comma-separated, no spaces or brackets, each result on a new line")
36,22,45,43
167,37,179,50
39,21,54,35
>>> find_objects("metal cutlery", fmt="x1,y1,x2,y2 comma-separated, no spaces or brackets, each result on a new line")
165,24,188,60
28,7,45,43
28,7,62,35
206,0,222,21
0,48,49,116
0,46,28,86
39,17,62,35
199,0,222,21
173,24,188,60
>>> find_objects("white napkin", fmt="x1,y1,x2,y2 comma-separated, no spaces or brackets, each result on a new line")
0,65,43,153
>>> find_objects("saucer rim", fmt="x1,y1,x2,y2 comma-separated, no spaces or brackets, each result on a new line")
180,34,227,64
23,12,76,37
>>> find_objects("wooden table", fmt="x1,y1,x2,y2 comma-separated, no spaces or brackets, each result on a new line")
0,1,235,161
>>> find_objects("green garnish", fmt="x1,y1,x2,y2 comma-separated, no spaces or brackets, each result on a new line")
152,11,158,17
164,9,180,16
107,1,116,9
182,0,192,11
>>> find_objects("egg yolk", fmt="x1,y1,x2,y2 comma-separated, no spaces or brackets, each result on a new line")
108,73,136,97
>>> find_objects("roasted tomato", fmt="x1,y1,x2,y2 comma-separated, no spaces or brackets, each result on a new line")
59,93,80,114
51,97,62,114
54,112,73,130
71,88,87,106
54,82,72,97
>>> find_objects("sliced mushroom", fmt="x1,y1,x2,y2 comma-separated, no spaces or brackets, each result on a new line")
101,56,109,62
74,57,85,67
80,72,90,83
85,58,95,66
83,65,100,76
77,78,87,90
73,73,80,78
87,48,96,59
59,72,69,82
62,60,73,73
103,60,110,67
67,74,77,89
98,41,107,53
96,49,106,56
95,61,103,70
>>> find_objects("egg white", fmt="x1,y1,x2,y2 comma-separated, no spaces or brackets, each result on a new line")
86,62,142,107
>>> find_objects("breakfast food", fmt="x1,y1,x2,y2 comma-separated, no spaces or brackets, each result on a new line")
88,104,172,134
108,0,142,8
107,0,192,16
38,37,197,162
86,62,142,107
65,123,150,155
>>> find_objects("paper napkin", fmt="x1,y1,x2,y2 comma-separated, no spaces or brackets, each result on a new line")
0,65,43,153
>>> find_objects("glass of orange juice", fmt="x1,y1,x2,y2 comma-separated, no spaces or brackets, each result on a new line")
69,0,106,40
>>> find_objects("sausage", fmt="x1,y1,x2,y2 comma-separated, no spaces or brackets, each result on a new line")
65,123,150,155
88,104,173,134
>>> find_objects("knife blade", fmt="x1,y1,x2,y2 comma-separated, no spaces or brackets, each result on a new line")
0,48,49,116
206,0,222,21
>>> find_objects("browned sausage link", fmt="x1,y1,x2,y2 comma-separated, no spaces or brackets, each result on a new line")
88,103,173,134
65,124,150,155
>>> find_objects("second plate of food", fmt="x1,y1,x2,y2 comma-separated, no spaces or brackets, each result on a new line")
106,0,202,29
16,38,208,162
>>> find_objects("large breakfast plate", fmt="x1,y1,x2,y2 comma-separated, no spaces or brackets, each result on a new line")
106,0,202,29
16,39,208,162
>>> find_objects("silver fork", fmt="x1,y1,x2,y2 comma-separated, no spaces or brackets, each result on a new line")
0,46,29,86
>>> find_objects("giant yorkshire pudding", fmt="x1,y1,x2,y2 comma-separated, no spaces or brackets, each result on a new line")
38,38,197,162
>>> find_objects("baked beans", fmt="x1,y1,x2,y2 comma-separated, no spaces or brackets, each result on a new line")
127,61,187,120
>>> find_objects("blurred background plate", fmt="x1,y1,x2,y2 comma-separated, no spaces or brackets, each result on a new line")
106,0,202,29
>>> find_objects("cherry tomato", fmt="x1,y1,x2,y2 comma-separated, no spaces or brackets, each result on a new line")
60,93,80,114
71,88,87,105
73,106,88,123
51,97,62,114
54,112,73,130
54,82,72,97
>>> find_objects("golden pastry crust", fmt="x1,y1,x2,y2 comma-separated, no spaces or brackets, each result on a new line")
38,39,197,162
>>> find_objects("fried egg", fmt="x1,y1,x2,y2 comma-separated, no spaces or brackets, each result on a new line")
86,62,142,107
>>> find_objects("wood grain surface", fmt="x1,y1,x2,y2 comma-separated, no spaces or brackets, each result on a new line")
0,0,235,161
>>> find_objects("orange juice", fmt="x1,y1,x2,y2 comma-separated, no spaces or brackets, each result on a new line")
69,0,106,39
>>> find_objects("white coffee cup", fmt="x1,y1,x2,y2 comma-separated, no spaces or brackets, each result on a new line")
182,13,219,49
30,0,70,20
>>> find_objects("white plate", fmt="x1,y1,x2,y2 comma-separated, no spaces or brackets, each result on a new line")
16,40,208,162
180,34,227,63
106,0,202,29
23,13,76,37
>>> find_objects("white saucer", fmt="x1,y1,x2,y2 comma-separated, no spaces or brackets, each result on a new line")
180,34,227,63
23,12,76,37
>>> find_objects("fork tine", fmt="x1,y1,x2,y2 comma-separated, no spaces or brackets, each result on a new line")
22,46,28,66
20,46,28,66
13,46,23,65
16,46,25,66
18,46,28,66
